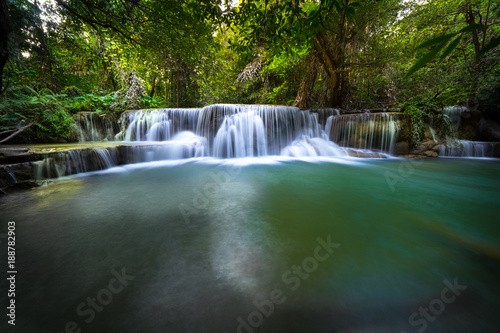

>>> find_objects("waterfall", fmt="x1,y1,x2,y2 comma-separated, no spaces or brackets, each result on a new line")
68,105,408,165
439,140,497,158
34,148,118,179
196,104,300,154
74,113,120,142
281,134,347,157
120,132,208,163
443,106,467,129
438,106,495,158
124,108,200,141
326,113,400,153
212,111,268,158
119,104,344,158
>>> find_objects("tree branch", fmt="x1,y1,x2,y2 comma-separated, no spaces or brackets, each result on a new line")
0,122,34,144
55,0,145,47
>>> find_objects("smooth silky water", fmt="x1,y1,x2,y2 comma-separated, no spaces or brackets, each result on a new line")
1,157,499,333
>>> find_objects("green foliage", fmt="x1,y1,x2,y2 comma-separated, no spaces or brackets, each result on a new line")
401,103,427,146
1,0,499,145
68,93,120,113
0,87,74,142
36,107,74,142
407,23,484,76
407,0,500,78
141,96,167,109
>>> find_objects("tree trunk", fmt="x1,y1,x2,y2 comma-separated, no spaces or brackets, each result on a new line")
0,0,13,93
314,32,343,107
465,1,481,56
293,52,318,109
312,0,349,108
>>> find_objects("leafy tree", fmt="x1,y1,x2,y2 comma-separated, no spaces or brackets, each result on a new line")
230,0,402,108
405,0,500,107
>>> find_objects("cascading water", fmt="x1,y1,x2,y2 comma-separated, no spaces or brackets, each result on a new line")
120,132,208,163
443,106,468,128
17,104,411,185
34,148,118,179
326,113,400,153
439,140,497,158
74,112,120,142
123,108,200,141
119,104,349,158
439,106,495,158
212,111,268,158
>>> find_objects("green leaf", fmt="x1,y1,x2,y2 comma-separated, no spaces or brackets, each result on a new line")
407,42,447,77
457,23,484,34
416,33,456,49
478,35,500,58
334,1,342,13
440,35,462,60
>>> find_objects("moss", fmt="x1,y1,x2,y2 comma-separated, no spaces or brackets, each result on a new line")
401,105,426,147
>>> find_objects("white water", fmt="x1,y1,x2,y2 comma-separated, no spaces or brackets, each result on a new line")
34,148,118,179
122,132,208,162
439,140,496,158
74,113,119,142
281,134,347,157
212,110,268,158
326,113,399,153
52,105,403,179
439,106,495,158
443,106,468,129
123,108,200,141
115,105,399,158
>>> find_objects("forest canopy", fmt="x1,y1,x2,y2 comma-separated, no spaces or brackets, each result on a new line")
0,0,499,143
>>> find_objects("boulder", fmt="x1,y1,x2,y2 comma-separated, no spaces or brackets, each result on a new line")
423,150,438,158
394,141,409,155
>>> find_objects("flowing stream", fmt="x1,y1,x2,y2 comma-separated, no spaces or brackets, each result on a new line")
1,158,499,333
77,105,402,157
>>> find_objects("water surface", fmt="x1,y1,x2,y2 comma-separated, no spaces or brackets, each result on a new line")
1,158,499,333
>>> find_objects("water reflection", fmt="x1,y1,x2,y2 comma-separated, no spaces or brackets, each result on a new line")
0,159,499,333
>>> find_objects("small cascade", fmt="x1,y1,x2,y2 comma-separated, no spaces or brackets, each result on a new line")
34,148,118,179
120,132,208,163
439,140,497,158
124,108,200,141
74,113,120,142
281,134,347,157
437,106,497,158
326,113,400,153
212,111,268,158
196,104,301,153
443,106,468,129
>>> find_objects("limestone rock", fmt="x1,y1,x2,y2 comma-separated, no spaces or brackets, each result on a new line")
110,71,146,110
423,150,438,158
